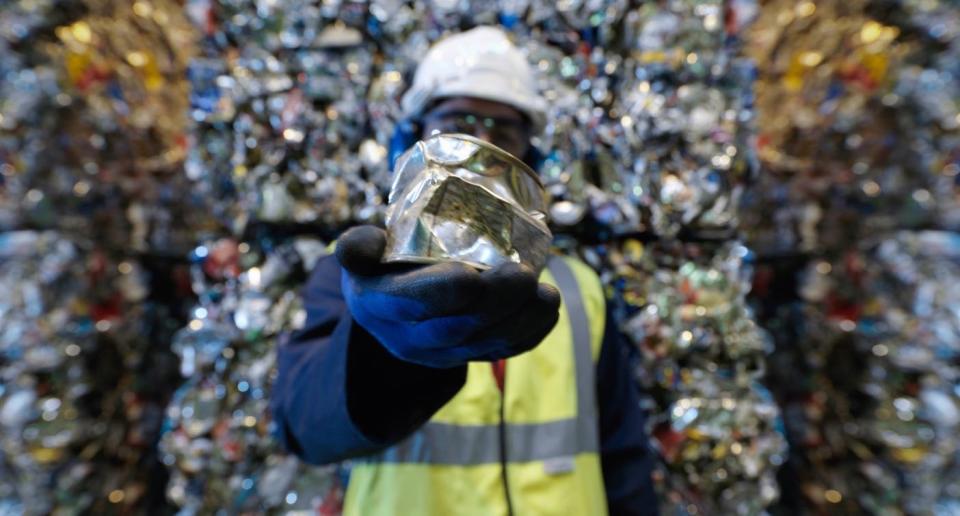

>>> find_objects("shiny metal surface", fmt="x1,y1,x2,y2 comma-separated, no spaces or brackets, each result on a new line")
384,133,552,271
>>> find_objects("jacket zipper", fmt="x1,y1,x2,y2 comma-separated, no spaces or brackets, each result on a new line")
496,365,515,516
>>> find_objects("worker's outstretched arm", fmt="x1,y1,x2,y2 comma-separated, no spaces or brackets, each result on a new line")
271,225,561,464
269,252,466,464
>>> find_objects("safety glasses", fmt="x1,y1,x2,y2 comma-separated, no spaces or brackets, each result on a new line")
422,110,531,157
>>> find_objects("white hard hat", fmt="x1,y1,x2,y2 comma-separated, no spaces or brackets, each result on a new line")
400,26,548,132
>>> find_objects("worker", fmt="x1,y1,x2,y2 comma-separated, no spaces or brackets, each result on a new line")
271,26,658,516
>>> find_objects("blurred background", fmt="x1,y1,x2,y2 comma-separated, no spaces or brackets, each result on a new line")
0,0,957,514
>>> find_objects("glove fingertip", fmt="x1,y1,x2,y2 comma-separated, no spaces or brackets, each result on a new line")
479,262,539,302
536,283,562,308
336,225,388,276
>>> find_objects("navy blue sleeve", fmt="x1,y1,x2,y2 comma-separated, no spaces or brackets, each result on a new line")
270,253,468,465
597,304,660,516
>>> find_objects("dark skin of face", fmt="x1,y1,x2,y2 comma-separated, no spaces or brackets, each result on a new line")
421,97,533,160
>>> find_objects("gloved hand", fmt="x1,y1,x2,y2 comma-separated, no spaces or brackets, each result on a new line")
336,225,562,369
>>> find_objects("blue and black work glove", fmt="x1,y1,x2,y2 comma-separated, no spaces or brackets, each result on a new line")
337,225,561,369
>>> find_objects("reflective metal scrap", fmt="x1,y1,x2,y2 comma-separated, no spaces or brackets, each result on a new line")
384,133,553,272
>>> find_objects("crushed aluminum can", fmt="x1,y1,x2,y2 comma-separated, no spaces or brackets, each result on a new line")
384,133,553,272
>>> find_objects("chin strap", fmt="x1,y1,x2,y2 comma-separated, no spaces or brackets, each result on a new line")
523,145,546,172
388,119,420,171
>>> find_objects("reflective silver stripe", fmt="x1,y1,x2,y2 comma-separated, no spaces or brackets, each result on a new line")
546,256,599,448
377,422,500,464
375,418,587,465
547,256,596,418
369,256,600,466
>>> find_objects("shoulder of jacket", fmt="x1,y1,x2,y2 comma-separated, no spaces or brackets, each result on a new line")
554,256,605,306
552,255,607,359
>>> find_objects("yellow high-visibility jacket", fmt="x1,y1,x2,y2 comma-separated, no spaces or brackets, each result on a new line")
344,256,609,516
